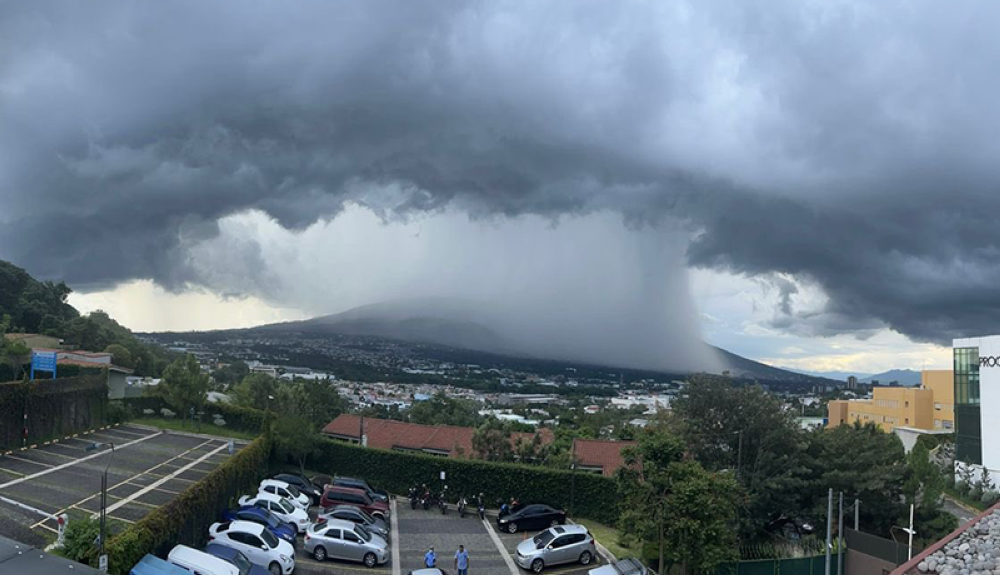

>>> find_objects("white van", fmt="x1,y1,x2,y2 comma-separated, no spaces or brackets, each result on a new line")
167,545,240,575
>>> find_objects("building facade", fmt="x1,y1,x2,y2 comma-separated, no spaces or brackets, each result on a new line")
953,338,985,468
827,387,934,432
922,369,955,430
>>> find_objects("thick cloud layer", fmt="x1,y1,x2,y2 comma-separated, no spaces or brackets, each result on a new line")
3,1,1000,346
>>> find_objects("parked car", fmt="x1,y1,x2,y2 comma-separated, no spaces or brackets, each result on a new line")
209,520,296,575
273,472,322,505
497,504,566,534
238,492,310,533
515,525,596,573
204,543,270,575
130,554,191,575
407,570,451,575
167,545,240,575
317,504,390,540
312,474,333,491
221,506,297,545
321,485,390,520
332,476,390,503
303,518,389,568
258,479,310,510
588,558,648,575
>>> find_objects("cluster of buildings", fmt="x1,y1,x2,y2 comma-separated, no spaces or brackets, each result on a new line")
827,370,954,450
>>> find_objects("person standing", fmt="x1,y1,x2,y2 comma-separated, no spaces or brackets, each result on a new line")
425,547,437,568
455,544,469,575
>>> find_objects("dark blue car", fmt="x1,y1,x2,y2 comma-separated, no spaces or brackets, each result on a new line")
204,543,270,575
221,506,297,545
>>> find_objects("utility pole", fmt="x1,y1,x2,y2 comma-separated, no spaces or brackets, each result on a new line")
907,503,915,561
825,488,833,575
737,430,743,481
854,499,859,531
838,492,844,575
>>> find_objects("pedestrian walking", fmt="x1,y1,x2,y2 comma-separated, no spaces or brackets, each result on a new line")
425,547,437,568
455,545,469,575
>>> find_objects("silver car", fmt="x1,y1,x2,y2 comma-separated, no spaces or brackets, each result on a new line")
317,505,390,541
515,524,596,573
304,518,389,568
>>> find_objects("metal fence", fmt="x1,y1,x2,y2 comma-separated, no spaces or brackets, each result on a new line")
716,554,839,575
844,528,914,566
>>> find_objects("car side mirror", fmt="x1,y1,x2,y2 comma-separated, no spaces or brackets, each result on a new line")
261,545,268,550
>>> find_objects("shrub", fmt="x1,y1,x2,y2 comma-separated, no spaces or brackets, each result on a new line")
55,516,101,565
955,480,968,495
106,400,130,425
124,397,269,434
982,491,1000,506
0,375,107,449
312,438,619,524
970,484,984,502
105,434,272,574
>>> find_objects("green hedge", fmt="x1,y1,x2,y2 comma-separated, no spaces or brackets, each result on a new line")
0,375,107,450
314,438,620,524
105,434,272,575
123,397,268,434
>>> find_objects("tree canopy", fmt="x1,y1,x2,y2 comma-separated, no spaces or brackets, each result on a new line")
151,355,209,420
407,392,481,427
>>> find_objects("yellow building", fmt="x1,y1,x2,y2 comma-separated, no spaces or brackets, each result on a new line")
921,369,955,430
827,370,955,432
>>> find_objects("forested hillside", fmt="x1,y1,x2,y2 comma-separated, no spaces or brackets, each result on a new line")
0,260,169,378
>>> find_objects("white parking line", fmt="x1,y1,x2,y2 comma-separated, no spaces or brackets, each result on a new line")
0,431,163,490
100,443,228,517
2,454,53,468
483,518,519,575
391,498,401,575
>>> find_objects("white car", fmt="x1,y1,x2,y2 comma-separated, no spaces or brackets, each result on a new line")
209,520,296,575
259,479,310,510
238,492,310,533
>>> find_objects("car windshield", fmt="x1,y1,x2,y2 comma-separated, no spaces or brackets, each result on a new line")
286,485,301,497
358,509,376,524
355,525,373,542
276,499,294,514
261,528,279,548
230,551,253,575
533,531,555,549
263,512,280,528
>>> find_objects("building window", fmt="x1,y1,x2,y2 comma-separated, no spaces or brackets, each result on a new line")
955,346,982,465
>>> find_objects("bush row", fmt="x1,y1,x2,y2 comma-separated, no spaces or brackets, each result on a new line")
0,375,106,450
313,438,620,525
122,397,269,434
105,434,272,575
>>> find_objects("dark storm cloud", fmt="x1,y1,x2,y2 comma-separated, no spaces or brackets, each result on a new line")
3,0,1000,343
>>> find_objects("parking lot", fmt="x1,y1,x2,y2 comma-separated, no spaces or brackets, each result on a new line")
294,498,605,575
0,423,246,547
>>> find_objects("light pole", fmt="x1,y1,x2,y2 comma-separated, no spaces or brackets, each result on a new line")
86,442,115,572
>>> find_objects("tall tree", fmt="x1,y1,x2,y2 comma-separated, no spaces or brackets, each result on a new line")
231,373,278,411
408,392,481,427
618,428,741,574
3,339,31,380
672,375,810,541
805,421,910,535
273,416,320,475
104,344,134,369
151,355,209,423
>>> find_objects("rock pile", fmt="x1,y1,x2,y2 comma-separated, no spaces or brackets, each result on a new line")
917,509,1000,575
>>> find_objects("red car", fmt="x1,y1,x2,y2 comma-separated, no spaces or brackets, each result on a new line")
320,485,390,520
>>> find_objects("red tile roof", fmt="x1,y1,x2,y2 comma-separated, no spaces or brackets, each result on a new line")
322,414,552,458
572,438,637,476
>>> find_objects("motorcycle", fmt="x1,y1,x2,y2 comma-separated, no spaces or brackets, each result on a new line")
458,496,468,518
421,492,431,510
477,494,486,520
438,492,448,515
408,486,419,510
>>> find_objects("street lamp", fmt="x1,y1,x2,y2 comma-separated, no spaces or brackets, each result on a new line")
86,441,115,571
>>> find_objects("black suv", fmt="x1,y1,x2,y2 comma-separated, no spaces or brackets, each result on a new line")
273,473,322,505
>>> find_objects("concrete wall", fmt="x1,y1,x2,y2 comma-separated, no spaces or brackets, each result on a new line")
846,549,895,575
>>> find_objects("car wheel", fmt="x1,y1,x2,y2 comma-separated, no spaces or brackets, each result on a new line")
580,552,593,565
373,512,386,521
507,522,518,534
364,553,377,568
532,559,544,573
313,546,327,562
269,562,282,575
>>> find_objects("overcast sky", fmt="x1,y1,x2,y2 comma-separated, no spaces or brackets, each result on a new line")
4,0,997,373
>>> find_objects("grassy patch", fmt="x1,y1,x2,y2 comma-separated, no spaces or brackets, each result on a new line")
576,519,638,561
944,486,988,512
131,417,259,441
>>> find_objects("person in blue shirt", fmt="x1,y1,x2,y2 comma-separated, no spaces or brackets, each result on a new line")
455,544,470,575
425,547,437,568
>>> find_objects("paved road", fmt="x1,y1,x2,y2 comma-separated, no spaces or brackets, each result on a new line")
941,494,976,525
